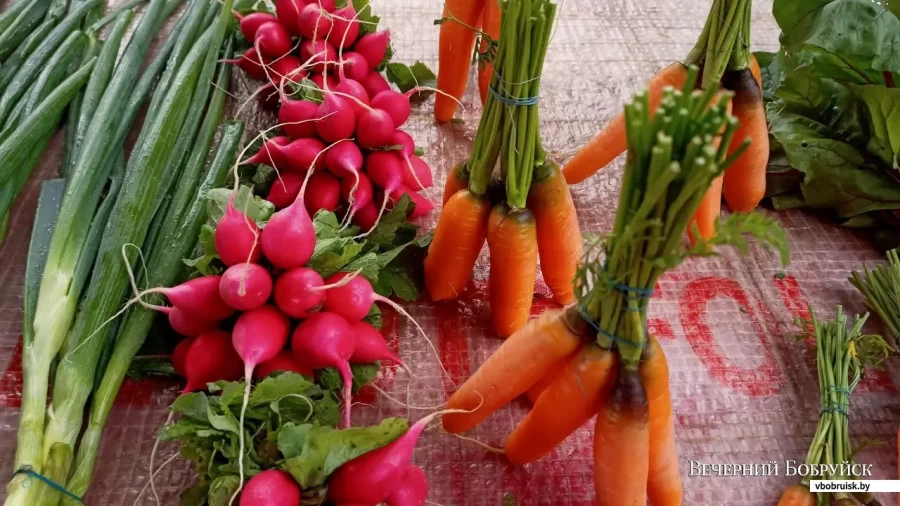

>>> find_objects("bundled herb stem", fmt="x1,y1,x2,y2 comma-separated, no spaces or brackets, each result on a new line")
849,249,900,348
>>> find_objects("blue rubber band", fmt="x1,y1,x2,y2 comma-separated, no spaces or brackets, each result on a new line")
578,308,645,348
14,467,83,503
820,404,850,418
488,85,539,106
612,281,655,299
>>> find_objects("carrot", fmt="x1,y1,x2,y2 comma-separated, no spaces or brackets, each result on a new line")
777,484,815,506
424,190,491,301
505,344,616,464
593,368,650,506
477,0,501,105
442,308,585,433
749,52,761,87
486,203,538,337
688,95,732,243
641,336,681,506
722,68,767,213
561,62,688,185
442,162,470,205
528,163,582,305
435,0,485,122
524,352,571,403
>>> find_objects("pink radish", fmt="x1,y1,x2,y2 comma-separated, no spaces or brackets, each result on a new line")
324,139,363,179
356,109,395,149
172,338,194,377
304,172,341,214
327,5,359,48
219,263,273,311
291,312,355,427
349,321,405,368
266,172,304,208
338,52,368,81
271,55,306,86
404,155,434,190
316,0,336,11
276,137,326,173
149,276,234,321
273,267,325,318
366,151,404,193
244,136,291,168
183,331,244,392
354,31,391,72
334,79,370,116
168,306,218,337
371,90,411,127
215,196,262,266
239,470,301,506
235,12,279,41
261,189,316,269
341,171,373,211
360,71,391,97
232,305,291,371
278,97,319,139
385,185,435,219
276,0,306,35
299,39,336,74
297,2,332,40
385,465,429,506
316,95,355,142
226,48,270,80
255,350,314,380
310,72,339,91
352,202,379,231
254,21,293,58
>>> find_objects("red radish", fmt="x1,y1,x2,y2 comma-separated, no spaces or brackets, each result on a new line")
278,97,319,139
404,155,434,190
276,137,326,172
352,202,379,231
385,465,429,506
172,338,194,377
334,79,370,116
239,470,301,506
291,312,355,427
226,48,270,80
255,351,314,380
254,21,293,58
235,12,279,41
366,151,404,193
233,305,291,370
267,172,304,208
151,276,234,321
310,72,339,91
183,331,244,393
274,267,325,318
341,171,373,211
168,307,218,337
354,31,391,72
297,2,332,40
215,196,262,266
299,39,336,74
271,55,306,86
316,95,355,142
258,82,281,110
349,321,405,368
314,0,336,12
356,109,395,149
324,139,363,179
219,263,273,311
338,52,368,81
244,136,291,168
304,172,342,213
276,0,306,35
327,5,359,48
261,190,316,269
371,90,411,127
360,71,391,98
386,185,434,219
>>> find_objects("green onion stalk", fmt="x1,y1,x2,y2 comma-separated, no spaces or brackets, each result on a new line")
849,249,900,349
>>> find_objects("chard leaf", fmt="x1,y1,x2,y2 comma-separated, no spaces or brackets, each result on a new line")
849,84,900,167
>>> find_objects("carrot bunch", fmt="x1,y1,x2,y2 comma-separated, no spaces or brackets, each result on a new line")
443,68,790,505
562,0,768,239
426,0,582,337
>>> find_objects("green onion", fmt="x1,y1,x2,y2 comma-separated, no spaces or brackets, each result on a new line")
0,0,51,61
849,249,900,348
21,31,90,119
0,14,59,94
0,0,36,36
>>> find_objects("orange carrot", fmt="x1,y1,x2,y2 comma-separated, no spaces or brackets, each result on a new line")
424,190,490,301
486,203,538,337
442,162,470,205
505,344,616,465
528,163,582,305
722,68,767,213
477,0,501,105
688,95,732,243
749,53,762,87
562,62,689,185
442,308,585,433
525,352,571,404
641,336,681,506
777,485,815,506
435,0,485,122
594,368,650,506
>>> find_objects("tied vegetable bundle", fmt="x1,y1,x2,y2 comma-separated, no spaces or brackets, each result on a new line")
442,68,789,506
562,0,769,236
426,0,584,337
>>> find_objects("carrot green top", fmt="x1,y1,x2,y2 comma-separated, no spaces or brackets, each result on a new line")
683,0,750,87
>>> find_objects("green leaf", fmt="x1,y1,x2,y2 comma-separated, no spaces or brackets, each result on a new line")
849,84,900,167
363,302,383,330
208,475,240,506
251,372,319,406
287,78,324,104
183,223,222,275
351,0,379,35
372,231,433,300
171,393,210,422
126,356,177,380
318,362,380,394
344,251,381,284
312,209,345,239
180,481,210,506
279,418,408,488
753,51,781,104
366,194,415,247
385,61,436,94
308,237,366,279
206,185,275,228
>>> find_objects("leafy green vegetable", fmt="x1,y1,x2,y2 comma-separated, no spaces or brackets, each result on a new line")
207,475,240,506
351,0,380,35
385,61,437,95
125,356,177,380
183,224,220,275
318,362,380,394
206,185,275,228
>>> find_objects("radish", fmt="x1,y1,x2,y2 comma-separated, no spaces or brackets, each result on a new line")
366,151,404,194
244,136,291,168
276,137,327,173
316,0,336,11
404,155,434,190
334,79,370,116
327,5,359,48
297,2,332,40
341,171,374,214
310,72,339,91
291,312,355,427
352,202,379,231
316,95,355,142
254,21,293,58
278,97,319,139
172,338,194,377
219,263,273,311
239,470,301,506
271,55,307,86
183,331,244,392
354,31,391,72
304,171,341,214
261,186,316,269
371,90,411,127
147,276,234,321
299,39,336,74
324,139,363,179
276,0,306,35
266,172,304,208
385,186,435,219
356,109,395,149
338,52,368,81
385,465,429,506
226,48,270,80
273,267,325,318
360,71,391,98
349,321,407,371
215,196,262,266
235,12,279,41
168,307,218,337
255,350,314,380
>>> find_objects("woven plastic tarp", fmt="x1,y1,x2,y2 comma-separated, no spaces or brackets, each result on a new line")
0,0,898,504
